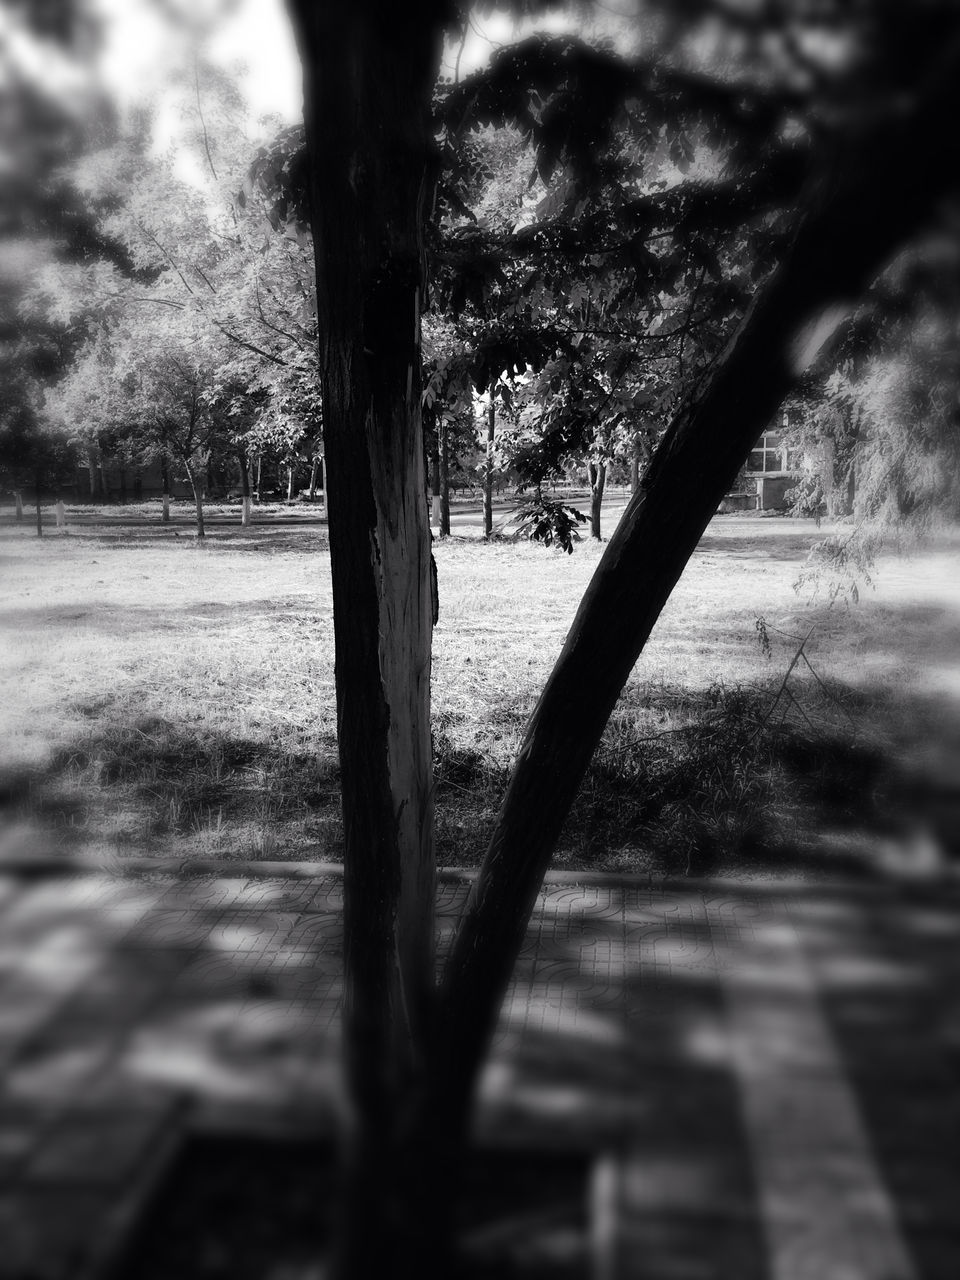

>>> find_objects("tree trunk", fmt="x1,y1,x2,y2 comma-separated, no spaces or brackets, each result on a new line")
34,472,42,537
588,459,606,539
133,469,143,504
14,491,23,523
309,454,319,501
287,463,295,501
483,397,495,539
160,456,171,524
238,451,252,527
430,431,441,528
182,459,205,539
435,49,960,1149
118,464,128,505
289,3,443,1270
255,453,262,501
630,435,641,493
98,455,110,504
439,418,451,538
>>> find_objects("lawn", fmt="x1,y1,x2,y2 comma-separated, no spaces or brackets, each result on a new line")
1,508,958,879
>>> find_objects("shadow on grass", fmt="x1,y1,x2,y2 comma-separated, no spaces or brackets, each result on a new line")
2,678,958,880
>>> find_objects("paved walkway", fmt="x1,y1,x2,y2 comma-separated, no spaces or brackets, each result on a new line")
0,865,957,1279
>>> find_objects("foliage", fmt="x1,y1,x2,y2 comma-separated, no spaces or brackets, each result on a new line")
512,489,586,552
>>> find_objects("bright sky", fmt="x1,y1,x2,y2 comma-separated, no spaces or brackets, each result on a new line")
96,0,303,124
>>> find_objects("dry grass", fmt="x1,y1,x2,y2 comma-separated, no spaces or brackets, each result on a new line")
1,511,958,877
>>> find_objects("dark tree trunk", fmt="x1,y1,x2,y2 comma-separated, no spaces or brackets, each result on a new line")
87,449,99,500
133,469,143,504
289,3,444,1271
34,472,42,537
160,456,171,524
14,491,23,523
118,465,128,505
308,454,319,501
439,418,451,538
588,459,606,539
255,454,262,501
435,48,960,1147
483,398,495,539
238,451,252,526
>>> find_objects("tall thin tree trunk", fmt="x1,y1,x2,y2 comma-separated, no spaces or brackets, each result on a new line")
439,418,451,538
589,459,606,539
309,454,319,501
630,435,641,493
483,398,495,539
183,460,204,539
289,6,442,1270
118,464,128,505
287,463,295,501
255,454,262,501
430,430,441,527
87,449,98,500
34,472,42,538
160,456,171,524
238,451,252,527
14,491,23,523
98,455,110,504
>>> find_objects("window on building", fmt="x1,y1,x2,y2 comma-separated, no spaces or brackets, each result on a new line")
748,432,803,473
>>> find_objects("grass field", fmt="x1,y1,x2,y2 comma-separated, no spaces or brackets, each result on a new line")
1,506,958,879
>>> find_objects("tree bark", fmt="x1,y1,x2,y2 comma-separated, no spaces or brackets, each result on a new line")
160,455,171,523
436,45,960,1145
289,2,445,1271
98,454,110,504
14,491,23,523
238,450,252,527
430,430,441,528
308,454,319,501
287,462,295,501
483,397,495,539
34,472,42,537
182,458,204,539
588,459,606,539
439,418,451,537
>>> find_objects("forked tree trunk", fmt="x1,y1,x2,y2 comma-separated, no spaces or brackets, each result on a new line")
286,6,960,1275
238,451,252,527
588,459,606,539
439,418,451,538
289,3,442,1272
483,398,495,539
160,456,171,524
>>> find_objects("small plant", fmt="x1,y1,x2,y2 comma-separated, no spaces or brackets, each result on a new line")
512,487,586,554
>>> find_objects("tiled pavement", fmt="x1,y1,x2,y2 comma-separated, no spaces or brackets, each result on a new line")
0,864,958,1279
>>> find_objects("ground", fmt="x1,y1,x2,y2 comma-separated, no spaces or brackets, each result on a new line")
1,497,958,880
1,498,959,1279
